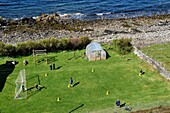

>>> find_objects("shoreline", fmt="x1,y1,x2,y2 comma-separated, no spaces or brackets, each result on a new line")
0,14,170,48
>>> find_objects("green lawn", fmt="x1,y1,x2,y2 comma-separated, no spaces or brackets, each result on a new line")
0,50,170,113
141,42,170,71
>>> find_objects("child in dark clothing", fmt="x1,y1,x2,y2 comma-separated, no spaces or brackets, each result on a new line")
70,77,73,87
116,100,120,106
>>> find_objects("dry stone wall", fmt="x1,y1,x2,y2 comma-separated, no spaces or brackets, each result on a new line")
133,46,170,80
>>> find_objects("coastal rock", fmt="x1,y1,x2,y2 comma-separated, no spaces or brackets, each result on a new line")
0,14,170,48
83,28,94,32
0,16,7,26
104,29,113,35
128,28,143,33
36,13,60,23
18,17,36,25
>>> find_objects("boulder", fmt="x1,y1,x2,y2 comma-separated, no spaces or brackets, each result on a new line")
36,13,60,23
0,16,7,26
20,17,36,25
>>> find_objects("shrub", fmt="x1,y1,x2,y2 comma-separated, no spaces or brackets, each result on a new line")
112,38,133,55
0,41,5,56
3,44,16,56
16,42,29,56
25,40,38,55
38,39,51,51
0,37,91,56
49,38,59,51
69,38,81,50
102,43,113,50
58,38,70,50
80,36,92,49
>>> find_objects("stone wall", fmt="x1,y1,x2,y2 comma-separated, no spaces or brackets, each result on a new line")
133,46,170,80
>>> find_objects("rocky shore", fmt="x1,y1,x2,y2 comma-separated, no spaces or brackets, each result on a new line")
0,14,170,48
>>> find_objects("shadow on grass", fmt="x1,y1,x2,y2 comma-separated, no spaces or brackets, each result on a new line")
66,51,82,60
27,75,47,98
73,82,80,87
47,56,57,64
75,55,82,59
0,61,17,92
27,75,41,85
27,86,47,99
104,49,111,59
37,58,46,64
27,75,40,92
56,66,62,70
69,104,84,113
37,56,57,64
68,55,82,60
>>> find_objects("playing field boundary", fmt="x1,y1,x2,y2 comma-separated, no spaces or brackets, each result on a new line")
133,46,170,80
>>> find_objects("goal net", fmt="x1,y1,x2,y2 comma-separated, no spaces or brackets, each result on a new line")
14,69,27,99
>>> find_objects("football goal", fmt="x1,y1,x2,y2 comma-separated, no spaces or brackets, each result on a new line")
33,49,48,65
14,69,27,99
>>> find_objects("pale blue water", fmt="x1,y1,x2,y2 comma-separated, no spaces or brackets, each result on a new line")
0,0,170,20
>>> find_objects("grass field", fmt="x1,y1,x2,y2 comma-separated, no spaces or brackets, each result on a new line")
141,42,170,71
0,49,170,113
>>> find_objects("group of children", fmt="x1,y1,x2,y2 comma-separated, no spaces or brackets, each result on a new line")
21,81,44,92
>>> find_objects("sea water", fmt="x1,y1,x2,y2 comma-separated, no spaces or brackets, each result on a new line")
0,0,170,20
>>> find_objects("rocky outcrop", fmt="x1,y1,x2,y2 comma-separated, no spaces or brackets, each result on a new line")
0,16,6,26
36,13,60,23
0,14,170,47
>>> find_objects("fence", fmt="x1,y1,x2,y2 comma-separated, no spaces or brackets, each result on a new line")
133,46,170,80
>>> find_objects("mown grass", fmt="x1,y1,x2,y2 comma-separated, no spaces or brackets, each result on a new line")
0,49,170,113
141,42,170,71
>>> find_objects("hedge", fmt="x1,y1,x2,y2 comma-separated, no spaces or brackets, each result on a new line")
0,36,91,56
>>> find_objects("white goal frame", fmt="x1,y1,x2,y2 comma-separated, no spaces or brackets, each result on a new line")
14,69,27,99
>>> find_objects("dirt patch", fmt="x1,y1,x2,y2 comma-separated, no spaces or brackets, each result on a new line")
131,106,170,113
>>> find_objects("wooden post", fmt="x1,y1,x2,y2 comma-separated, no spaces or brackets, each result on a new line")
94,51,96,61
45,49,47,64
33,49,36,65
100,50,101,60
